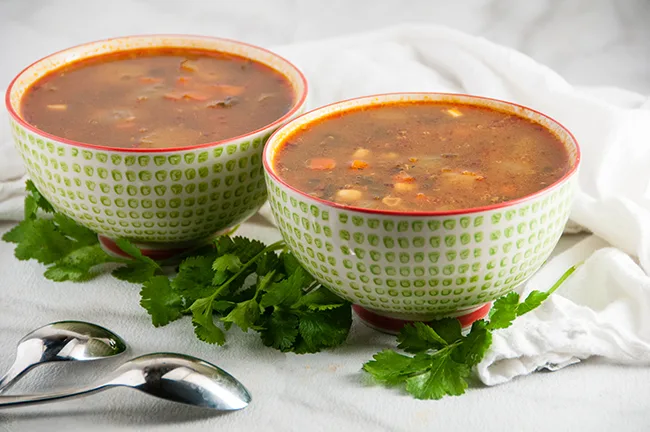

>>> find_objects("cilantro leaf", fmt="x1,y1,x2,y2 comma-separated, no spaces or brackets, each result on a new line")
259,310,300,351
53,213,98,246
2,219,33,244
221,299,261,332
140,276,183,327
404,348,470,399
295,287,347,311
212,254,242,273
297,306,351,353
281,251,301,275
24,195,39,220
454,320,492,367
112,238,161,283
189,297,225,345
114,238,160,268
14,219,76,264
260,275,302,308
398,321,449,353
363,351,432,386
112,262,159,284
172,255,218,304
26,180,55,213
487,291,520,329
256,251,281,276
44,244,116,282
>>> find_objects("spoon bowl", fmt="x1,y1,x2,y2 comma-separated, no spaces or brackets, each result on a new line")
0,321,127,393
0,353,251,411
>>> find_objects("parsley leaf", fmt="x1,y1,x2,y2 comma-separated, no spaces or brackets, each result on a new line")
25,180,55,213
111,238,162,283
172,255,217,304
487,291,520,329
44,244,117,282
259,310,300,351
189,297,225,345
364,264,580,400
140,276,183,327
297,306,352,353
397,321,449,353
404,348,470,400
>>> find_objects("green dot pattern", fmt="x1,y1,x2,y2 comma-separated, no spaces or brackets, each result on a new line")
265,173,576,319
11,119,274,243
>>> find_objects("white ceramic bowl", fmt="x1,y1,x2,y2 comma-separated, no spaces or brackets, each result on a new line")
263,93,580,331
6,35,308,250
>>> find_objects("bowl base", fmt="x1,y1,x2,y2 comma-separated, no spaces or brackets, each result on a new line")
353,303,492,335
98,226,237,262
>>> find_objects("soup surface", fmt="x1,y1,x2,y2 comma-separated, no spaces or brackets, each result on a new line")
273,101,571,212
21,48,294,149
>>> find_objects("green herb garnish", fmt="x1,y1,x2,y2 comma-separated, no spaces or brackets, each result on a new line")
3,181,351,353
363,264,578,399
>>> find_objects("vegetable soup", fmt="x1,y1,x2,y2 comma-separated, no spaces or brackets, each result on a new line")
273,101,570,212
21,48,294,149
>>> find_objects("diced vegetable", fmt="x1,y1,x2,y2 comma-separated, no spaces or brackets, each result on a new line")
394,182,416,193
47,104,67,111
446,107,463,117
335,189,362,203
382,196,402,207
352,148,370,158
307,158,337,170
211,84,245,96
350,160,369,170
393,171,415,183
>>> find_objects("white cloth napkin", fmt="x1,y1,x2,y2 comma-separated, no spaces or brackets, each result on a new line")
3,24,650,389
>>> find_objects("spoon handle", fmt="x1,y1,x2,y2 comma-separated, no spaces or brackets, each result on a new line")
0,384,111,408
0,356,37,394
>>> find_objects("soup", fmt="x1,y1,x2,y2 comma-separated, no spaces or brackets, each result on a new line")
20,48,294,149
273,101,570,212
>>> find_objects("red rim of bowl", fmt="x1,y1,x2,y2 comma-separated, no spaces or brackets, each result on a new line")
5,34,309,153
263,92,581,217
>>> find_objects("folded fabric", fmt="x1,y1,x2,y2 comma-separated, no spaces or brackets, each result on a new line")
2,24,650,386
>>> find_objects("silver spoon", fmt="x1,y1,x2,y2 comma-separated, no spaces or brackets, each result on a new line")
0,353,251,411
0,321,127,393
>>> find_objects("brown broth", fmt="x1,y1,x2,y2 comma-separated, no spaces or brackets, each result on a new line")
21,48,294,149
274,101,570,212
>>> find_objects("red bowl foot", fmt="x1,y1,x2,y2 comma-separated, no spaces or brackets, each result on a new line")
353,303,492,335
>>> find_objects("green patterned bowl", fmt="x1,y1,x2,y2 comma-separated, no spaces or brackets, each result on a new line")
6,35,307,252
263,93,580,331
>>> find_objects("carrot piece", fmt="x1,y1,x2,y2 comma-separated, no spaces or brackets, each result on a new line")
393,171,415,183
164,92,183,101
307,158,337,170
182,92,208,101
211,84,245,96
415,193,428,200
350,160,369,170
139,77,163,84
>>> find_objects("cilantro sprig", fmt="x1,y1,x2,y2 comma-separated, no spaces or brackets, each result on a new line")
3,181,351,353
363,264,578,399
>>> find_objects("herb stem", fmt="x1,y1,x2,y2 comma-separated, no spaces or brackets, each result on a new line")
208,240,286,301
